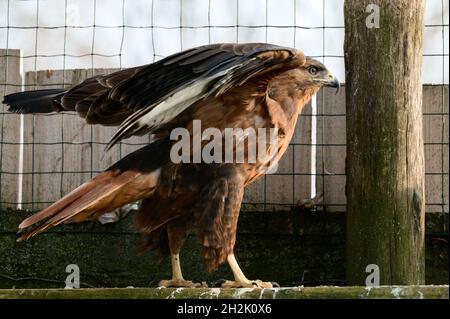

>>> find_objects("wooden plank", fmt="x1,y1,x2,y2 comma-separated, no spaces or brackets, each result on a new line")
423,85,449,213
316,87,346,212
0,49,22,209
264,145,294,208
292,102,312,206
0,286,448,299
22,70,65,210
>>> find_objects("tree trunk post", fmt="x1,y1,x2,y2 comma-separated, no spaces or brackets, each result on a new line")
344,0,426,285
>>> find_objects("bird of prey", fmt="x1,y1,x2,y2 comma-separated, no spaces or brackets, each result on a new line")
3,43,339,288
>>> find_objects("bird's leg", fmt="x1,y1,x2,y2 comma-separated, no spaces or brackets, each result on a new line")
158,221,207,288
221,254,273,288
159,254,204,288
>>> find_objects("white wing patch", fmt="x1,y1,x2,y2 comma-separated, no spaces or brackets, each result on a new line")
106,71,230,150
137,77,213,130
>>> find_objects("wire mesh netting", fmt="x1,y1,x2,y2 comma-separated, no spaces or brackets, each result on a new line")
0,0,448,215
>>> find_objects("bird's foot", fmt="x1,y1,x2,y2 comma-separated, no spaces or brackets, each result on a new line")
158,278,207,288
221,279,273,288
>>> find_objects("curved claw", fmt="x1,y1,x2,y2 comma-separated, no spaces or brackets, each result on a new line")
221,279,273,288
271,281,280,288
158,279,207,288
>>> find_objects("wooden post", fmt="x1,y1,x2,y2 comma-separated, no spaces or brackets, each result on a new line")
344,0,426,285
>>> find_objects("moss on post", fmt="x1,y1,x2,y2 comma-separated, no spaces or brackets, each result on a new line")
344,0,426,285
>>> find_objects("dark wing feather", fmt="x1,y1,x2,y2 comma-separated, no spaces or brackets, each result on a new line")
60,67,145,125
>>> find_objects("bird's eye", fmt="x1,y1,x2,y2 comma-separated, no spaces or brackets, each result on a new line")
309,67,318,75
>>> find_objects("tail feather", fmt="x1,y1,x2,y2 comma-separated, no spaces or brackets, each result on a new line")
17,169,161,241
3,89,66,113
18,176,99,229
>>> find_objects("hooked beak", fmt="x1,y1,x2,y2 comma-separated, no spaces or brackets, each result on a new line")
324,74,340,94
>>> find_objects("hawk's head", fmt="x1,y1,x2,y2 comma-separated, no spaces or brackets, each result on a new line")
297,57,340,92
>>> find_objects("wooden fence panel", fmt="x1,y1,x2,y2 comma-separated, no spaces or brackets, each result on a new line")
0,49,22,209
316,87,347,212
293,102,313,207
423,85,449,213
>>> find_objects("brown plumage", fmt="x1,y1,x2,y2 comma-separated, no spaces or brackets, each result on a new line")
3,43,339,288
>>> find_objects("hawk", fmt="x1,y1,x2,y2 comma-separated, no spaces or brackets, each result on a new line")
3,43,339,288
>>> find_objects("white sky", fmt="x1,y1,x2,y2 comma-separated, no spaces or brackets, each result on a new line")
0,0,448,84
